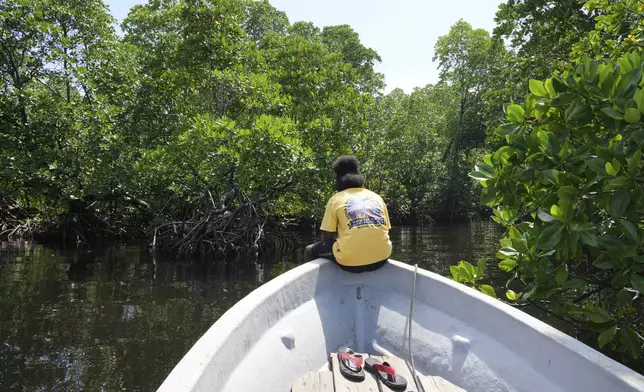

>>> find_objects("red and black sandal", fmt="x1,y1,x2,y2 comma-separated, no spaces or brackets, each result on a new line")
337,347,365,381
364,358,408,390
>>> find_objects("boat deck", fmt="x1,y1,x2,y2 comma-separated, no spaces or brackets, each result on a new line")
292,352,465,392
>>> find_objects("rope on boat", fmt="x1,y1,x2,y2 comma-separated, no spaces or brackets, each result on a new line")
408,263,425,392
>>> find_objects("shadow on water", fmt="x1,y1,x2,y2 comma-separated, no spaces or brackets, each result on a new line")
0,223,504,391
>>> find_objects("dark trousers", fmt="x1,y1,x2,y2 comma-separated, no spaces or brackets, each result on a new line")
308,240,387,273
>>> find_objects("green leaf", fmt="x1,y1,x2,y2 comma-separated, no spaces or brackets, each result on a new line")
580,230,598,247
584,306,615,323
450,266,461,281
605,161,619,177
631,274,644,294
618,289,633,309
565,101,593,125
480,187,498,207
505,290,518,301
564,278,587,290
537,209,556,222
511,237,529,254
587,158,608,175
635,88,644,113
619,327,642,359
552,77,568,93
507,104,525,123
598,325,617,349
593,256,615,269
479,285,496,298
474,164,494,178
495,123,521,136
618,219,639,242
529,80,548,97
550,204,563,220
498,259,517,272
602,107,624,120
537,224,563,248
542,169,560,184
625,108,641,123
610,189,630,218
469,171,492,181
551,92,576,107
628,150,642,170
555,267,568,285
459,261,475,281
476,259,486,277
545,79,556,97
605,177,629,190
557,186,578,197
617,68,642,99
499,247,519,257
618,57,633,73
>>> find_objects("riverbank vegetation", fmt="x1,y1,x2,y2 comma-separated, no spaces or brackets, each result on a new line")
1,0,513,249
451,0,644,366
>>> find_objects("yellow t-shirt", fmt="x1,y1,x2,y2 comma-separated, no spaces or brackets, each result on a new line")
320,188,392,267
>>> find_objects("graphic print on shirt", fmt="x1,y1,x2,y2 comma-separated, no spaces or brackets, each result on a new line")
344,196,386,229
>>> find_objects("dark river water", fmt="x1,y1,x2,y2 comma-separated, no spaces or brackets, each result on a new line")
1,223,505,391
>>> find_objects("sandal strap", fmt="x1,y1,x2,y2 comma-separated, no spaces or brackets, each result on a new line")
339,351,364,371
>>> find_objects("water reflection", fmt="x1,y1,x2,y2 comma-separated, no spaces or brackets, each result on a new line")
0,223,502,391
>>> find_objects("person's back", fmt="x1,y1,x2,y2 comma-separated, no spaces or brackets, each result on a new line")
321,187,392,267
305,155,392,273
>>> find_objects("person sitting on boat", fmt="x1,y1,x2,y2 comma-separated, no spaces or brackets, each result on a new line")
304,155,392,272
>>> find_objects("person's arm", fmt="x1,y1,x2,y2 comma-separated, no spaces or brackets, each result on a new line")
383,201,392,230
320,196,337,240
321,230,335,242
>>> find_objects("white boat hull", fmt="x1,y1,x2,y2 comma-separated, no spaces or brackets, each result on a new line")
158,259,644,392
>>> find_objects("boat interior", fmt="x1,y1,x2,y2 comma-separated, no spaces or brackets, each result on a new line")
158,260,644,392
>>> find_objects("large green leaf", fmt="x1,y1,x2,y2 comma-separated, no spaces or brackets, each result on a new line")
552,77,568,93
610,189,630,218
550,204,563,220
602,107,624,120
586,158,608,175
469,171,492,181
605,161,620,176
537,209,556,222
616,68,642,99
580,230,598,247
537,224,563,248
565,101,593,125
593,256,615,269
505,290,518,301
625,108,641,123
584,306,614,323
557,186,578,197
479,285,496,298
618,219,639,242
477,259,486,277
631,274,644,294
507,104,525,123
498,259,517,272
480,187,498,206
555,267,568,285
617,289,633,309
635,88,644,113
459,261,476,281
598,325,617,349
619,327,642,359
529,79,548,97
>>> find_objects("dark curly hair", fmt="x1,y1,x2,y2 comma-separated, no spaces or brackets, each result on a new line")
332,155,365,191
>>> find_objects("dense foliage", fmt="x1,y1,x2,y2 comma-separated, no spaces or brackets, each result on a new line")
0,0,504,250
452,0,644,364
